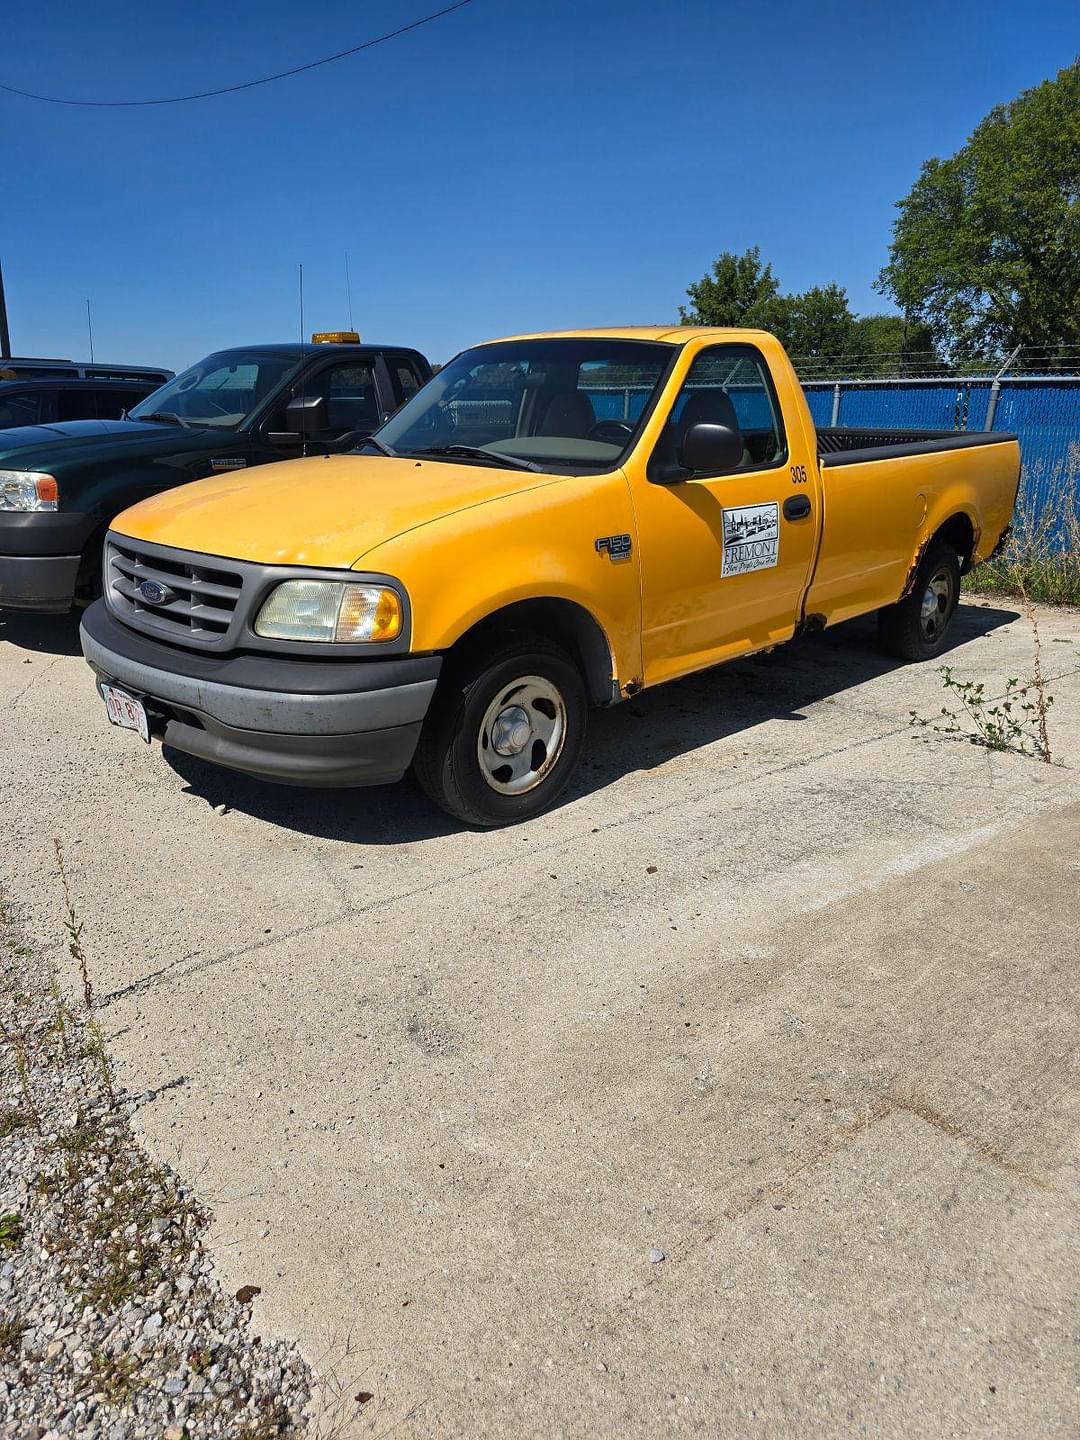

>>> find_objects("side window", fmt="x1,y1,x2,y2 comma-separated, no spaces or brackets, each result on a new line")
392,361,423,407
324,363,380,433
0,391,46,427
655,345,785,476
57,389,113,421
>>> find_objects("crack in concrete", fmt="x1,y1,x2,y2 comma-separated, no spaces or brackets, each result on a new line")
10,655,62,708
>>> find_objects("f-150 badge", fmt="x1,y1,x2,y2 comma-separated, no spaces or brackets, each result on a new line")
595,534,632,560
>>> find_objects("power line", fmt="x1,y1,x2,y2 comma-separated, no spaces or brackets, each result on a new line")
0,1,475,108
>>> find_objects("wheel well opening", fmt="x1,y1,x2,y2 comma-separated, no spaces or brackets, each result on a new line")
448,599,616,707
936,513,976,572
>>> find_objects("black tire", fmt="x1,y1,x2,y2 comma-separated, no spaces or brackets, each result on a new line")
414,634,587,827
877,539,961,661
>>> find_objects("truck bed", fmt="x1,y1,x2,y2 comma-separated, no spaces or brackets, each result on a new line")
805,427,1022,628
816,426,1018,464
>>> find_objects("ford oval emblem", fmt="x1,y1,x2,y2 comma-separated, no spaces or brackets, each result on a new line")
137,578,173,605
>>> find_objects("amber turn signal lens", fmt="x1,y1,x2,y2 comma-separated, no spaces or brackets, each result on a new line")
336,585,401,642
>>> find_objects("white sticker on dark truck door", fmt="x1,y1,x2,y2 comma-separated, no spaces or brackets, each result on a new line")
721,502,780,577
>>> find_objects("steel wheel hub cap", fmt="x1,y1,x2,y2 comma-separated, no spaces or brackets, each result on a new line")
491,705,532,756
920,567,953,640
477,675,567,795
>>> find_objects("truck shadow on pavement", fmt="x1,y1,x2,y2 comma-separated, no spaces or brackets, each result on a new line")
163,599,1021,844
0,609,83,657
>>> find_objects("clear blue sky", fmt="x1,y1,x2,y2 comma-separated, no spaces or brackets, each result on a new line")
4,0,1077,370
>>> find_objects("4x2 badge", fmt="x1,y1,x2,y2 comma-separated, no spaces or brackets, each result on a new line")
595,533,632,560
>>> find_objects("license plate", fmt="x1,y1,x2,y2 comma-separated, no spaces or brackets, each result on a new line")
99,683,150,744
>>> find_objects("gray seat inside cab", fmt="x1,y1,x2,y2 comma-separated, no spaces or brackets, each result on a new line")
539,390,595,438
677,388,742,439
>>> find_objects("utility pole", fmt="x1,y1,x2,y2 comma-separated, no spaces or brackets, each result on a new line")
0,257,11,359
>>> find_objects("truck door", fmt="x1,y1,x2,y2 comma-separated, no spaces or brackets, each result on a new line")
630,342,819,686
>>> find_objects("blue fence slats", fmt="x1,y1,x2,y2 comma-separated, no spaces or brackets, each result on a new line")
803,388,834,428
840,383,966,430
992,382,1079,528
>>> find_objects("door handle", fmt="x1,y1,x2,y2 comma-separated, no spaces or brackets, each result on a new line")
783,494,812,521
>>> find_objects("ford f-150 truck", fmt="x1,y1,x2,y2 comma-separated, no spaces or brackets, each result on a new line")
0,337,430,612
79,327,1020,826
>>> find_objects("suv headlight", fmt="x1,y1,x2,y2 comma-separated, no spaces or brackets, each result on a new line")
254,579,403,643
0,471,59,511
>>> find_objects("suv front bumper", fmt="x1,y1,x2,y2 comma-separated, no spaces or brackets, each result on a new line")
0,512,95,612
80,599,441,787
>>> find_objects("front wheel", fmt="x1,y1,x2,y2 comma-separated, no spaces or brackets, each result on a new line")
414,636,587,826
877,539,961,661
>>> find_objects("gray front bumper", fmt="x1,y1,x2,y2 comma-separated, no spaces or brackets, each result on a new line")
79,599,440,788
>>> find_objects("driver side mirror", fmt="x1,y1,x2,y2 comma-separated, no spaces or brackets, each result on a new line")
679,422,743,475
284,394,328,437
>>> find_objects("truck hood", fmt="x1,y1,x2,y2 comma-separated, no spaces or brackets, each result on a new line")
111,452,563,568
0,418,211,468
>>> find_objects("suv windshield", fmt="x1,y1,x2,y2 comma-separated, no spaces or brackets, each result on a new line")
375,338,674,472
128,350,300,430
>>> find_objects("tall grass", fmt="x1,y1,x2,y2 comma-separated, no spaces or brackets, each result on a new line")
967,452,1080,606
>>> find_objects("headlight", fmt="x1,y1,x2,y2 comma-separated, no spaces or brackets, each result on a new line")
0,471,59,511
254,579,402,643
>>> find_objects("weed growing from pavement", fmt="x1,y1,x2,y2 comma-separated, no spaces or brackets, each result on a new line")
88,1349,140,1405
0,1315,26,1355
1021,582,1054,763
0,1108,26,1139
53,838,93,1009
3,1023,38,1129
46,979,72,1062
912,580,1057,763
911,667,1055,760
82,1016,116,1102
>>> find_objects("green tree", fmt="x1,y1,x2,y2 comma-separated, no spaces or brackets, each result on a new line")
768,283,856,358
846,314,940,373
877,60,1080,357
678,247,780,327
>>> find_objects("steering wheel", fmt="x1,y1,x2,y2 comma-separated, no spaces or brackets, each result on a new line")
587,420,634,444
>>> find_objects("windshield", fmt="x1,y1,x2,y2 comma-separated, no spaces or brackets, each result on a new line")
374,338,674,472
128,350,300,430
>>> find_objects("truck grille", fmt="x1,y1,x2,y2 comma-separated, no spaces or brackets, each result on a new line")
105,537,245,649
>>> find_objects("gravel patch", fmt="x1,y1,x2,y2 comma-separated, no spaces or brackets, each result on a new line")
0,895,315,1439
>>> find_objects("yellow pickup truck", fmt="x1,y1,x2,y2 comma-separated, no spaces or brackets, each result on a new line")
79,327,1020,825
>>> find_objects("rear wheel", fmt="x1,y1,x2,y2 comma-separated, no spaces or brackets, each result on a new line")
877,539,961,661
414,635,587,826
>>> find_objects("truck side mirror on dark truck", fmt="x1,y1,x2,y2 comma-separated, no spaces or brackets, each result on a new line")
284,394,328,438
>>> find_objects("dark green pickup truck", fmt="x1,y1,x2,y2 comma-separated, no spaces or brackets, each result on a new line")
0,339,431,613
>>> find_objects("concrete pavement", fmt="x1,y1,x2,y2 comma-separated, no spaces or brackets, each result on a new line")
2,595,1078,1437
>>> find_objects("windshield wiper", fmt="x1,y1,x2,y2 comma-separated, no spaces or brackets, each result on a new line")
134,411,189,428
358,435,397,456
408,444,541,472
